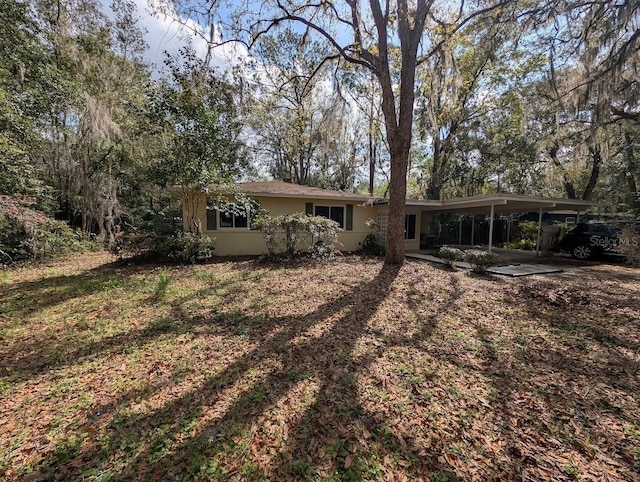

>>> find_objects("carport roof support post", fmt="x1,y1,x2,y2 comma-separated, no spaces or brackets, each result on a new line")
488,204,495,253
471,215,475,246
535,208,543,257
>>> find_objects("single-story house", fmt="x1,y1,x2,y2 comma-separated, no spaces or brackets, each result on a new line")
173,181,593,256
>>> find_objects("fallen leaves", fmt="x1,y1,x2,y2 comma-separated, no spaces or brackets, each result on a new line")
1,253,639,481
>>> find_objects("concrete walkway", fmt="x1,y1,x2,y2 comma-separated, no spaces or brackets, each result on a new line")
405,253,472,269
486,264,563,277
405,252,564,277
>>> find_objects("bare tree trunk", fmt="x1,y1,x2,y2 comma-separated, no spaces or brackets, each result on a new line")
386,137,410,263
624,131,639,211
582,146,601,200
369,141,375,195
368,74,377,196
549,143,577,199
375,0,424,264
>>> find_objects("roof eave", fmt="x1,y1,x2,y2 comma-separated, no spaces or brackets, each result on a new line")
240,190,378,203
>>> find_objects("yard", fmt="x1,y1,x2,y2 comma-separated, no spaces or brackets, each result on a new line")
1,252,639,481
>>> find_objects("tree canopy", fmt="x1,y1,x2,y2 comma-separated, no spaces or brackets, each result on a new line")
1,0,638,262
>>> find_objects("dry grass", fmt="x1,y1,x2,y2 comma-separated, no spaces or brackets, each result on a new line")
1,252,639,481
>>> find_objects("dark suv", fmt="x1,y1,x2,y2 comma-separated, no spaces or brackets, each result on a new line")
559,222,640,259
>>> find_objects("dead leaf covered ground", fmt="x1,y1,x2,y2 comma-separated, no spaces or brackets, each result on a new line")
1,252,639,481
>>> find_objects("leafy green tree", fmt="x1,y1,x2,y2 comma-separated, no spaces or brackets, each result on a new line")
526,1,639,205
30,0,152,242
414,13,543,200
209,0,534,263
245,29,361,189
148,48,246,234
0,0,51,198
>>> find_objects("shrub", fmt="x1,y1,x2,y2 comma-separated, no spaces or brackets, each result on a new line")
516,220,539,240
111,233,158,259
0,195,87,265
111,232,216,264
359,233,385,256
504,220,541,251
504,238,538,250
463,249,500,274
164,232,216,264
438,245,463,267
307,216,341,260
254,212,341,261
617,225,640,266
359,218,385,256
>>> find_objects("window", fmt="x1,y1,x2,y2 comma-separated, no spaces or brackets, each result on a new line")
220,210,248,228
405,214,416,240
314,205,345,229
207,199,258,230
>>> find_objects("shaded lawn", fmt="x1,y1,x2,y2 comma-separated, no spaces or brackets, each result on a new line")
1,253,639,481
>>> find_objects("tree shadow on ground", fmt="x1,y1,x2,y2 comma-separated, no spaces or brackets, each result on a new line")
14,256,637,480
466,290,640,480
27,263,469,480
0,265,258,384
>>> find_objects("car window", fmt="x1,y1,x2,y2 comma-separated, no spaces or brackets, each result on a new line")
586,224,618,235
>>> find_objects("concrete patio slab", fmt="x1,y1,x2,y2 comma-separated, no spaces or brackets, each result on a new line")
486,264,564,277
405,253,472,268
406,253,564,277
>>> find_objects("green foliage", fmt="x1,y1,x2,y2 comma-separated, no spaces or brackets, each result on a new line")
617,226,640,266
0,196,88,265
504,238,538,250
249,29,359,189
111,233,158,259
164,232,216,264
0,0,53,202
517,221,539,241
153,269,171,300
358,218,385,256
254,212,341,260
463,249,499,274
112,232,216,264
561,465,580,478
149,48,245,192
358,233,385,256
503,221,539,250
307,216,342,260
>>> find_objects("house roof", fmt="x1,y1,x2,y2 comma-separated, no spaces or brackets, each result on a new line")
237,181,377,202
173,181,592,213
239,183,592,213
405,194,593,214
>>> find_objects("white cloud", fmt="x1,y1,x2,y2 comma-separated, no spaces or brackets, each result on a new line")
113,0,249,75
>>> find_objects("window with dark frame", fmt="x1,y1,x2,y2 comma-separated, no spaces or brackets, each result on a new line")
219,211,248,229
314,205,345,229
207,199,259,231
215,202,250,229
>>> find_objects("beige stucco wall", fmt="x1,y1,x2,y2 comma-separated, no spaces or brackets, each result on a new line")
184,192,379,256
367,205,424,251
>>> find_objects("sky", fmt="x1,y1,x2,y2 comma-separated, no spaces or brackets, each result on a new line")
119,0,249,74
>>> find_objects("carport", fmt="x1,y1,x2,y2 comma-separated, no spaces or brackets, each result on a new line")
408,194,593,254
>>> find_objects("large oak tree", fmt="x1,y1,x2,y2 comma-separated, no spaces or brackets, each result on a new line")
170,0,521,263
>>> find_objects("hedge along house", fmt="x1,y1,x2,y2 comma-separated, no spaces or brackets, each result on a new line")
174,181,593,256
